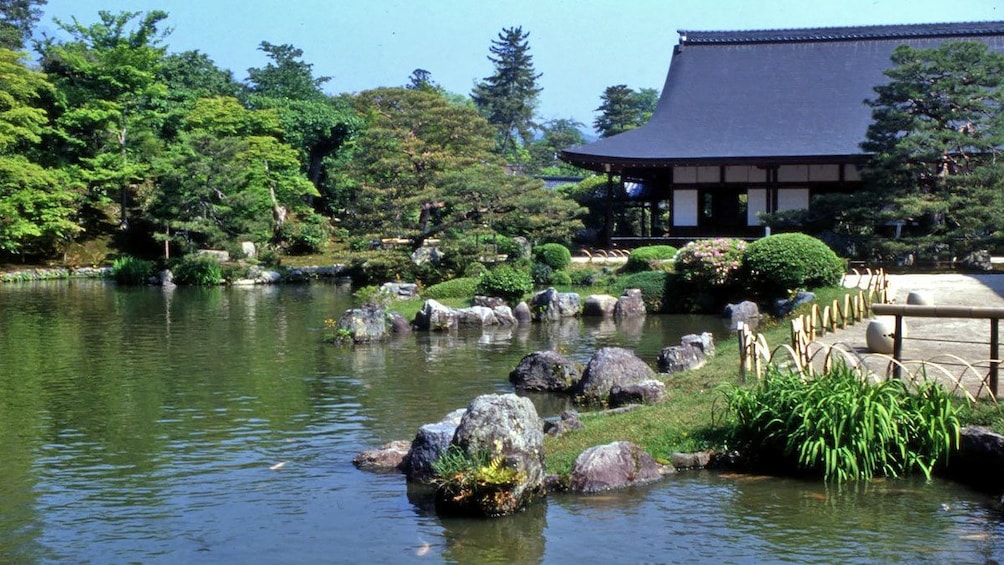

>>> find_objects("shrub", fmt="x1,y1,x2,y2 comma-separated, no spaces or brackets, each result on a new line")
532,243,572,271
346,251,416,286
726,364,961,482
463,262,487,278
612,270,670,312
172,254,223,286
742,233,844,295
111,256,155,285
278,213,330,255
530,262,553,285
423,277,480,299
550,270,572,286
674,239,746,286
624,245,678,272
476,265,533,303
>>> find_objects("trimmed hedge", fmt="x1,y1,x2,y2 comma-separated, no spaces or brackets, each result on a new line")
624,245,678,272
742,233,844,295
475,265,533,303
422,277,480,299
532,243,572,271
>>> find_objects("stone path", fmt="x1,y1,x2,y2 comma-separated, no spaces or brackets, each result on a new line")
811,273,1004,399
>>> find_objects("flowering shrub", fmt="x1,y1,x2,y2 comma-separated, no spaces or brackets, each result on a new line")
674,238,747,287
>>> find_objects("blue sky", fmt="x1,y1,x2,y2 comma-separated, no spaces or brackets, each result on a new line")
39,0,1003,131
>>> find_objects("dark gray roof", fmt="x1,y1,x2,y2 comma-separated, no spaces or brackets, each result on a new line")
562,21,1004,172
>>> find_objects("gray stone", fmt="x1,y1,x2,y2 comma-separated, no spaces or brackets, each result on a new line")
945,426,1004,491
438,394,545,517
961,250,993,271
513,301,532,324
531,287,580,322
614,288,647,317
569,441,670,493
456,305,498,328
473,295,506,309
380,282,419,299
197,249,229,262
671,451,713,470
582,294,618,317
572,347,657,405
410,246,444,267
723,300,760,325
512,236,532,261
509,351,582,392
388,312,412,334
240,241,257,259
404,409,466,483
353,440,410,472
492,305,517,326
413,299,458,331
158,269,175,287
257,270,282,284
680,332,716,358
773,290,816,317
543,410,585,437
658,345,706,374
608,379,667,407
337,305,388,343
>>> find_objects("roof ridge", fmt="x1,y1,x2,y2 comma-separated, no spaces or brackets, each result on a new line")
678,21,1004,45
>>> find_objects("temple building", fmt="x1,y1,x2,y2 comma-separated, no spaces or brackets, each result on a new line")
560,22,1004,245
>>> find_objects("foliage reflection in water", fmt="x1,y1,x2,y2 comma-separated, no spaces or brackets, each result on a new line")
0,280,1001,563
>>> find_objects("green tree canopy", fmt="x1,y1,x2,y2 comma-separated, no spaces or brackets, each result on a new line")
594,84,659,138
0,0,46,50
471,26,542,160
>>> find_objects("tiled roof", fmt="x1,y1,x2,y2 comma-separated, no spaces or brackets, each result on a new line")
562,21,1004,172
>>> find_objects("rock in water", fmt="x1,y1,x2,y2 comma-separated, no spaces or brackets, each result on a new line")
509,351,582,392
569,441,670,492
571,347,656,405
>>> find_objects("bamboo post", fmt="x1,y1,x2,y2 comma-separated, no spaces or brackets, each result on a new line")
738,321,747,383
991,318,999,397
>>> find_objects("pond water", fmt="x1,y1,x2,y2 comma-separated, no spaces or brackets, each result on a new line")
1,280,1003,563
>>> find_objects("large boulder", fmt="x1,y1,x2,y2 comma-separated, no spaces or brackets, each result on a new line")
456,305,498,328
413,299,459,331
473,295,507,309
337,305,388,343
569,441,670,493
513,301,533,324
509,350,582,392
493,305,518,326
531,288,580,322
571,347,657,405
543,410,585,437
410,246,444,267
380,282,419,300
944,426,1004,491
404,409,466,483
436,394,545,517
614,288,647,318
723,300,760,326
773,290,816,317
608,379,667,407
681,332,715,358
582,294,618,317
658,345,705,374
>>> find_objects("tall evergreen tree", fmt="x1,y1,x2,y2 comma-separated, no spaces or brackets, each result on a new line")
594,84,658,138
0,0,46,50
471,26,542,160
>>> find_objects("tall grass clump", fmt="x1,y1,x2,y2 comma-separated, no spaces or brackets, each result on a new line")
171,254,223,286
111,256,155,285
726,364,961,482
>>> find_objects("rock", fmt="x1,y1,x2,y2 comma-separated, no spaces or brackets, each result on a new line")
388,312,412,334
380,282,419,299
197,249,229,262
512,236,532,261
569,441,670,493
681,332,715,357
455,305,497,328
657,345,705,374
723,300,760,325
493,305,518,326
404,409,466,483
353,440,411,472
158,269,174,287
671,451,713,470
437,394,546,517
907,290,934,306
410,246,444,267
582,294,618,317
614,288,646,318
608,379,667,407
509,351,582,392
571,347,657,405
413,299,458,331
337,305,388,343
865,316,907,354
257,270,282,284
946,426,1004,491
240,241,257,259
513,301,532,324
473,295,507,309
530,288,580,322
543,410,585,437
961,250,992,271
773,290,816,317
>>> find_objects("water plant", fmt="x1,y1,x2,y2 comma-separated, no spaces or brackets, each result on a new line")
431,445,525,515
726,364,962,482
111,256,155,285
171,254,222,286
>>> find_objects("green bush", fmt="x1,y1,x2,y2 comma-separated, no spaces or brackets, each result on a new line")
111,256,155,285
532,243,571,271
172,254,223,286
346,251,416,286
423,277,480,299
476,265,533,303
624,245,678,272
612,270,670,312
550,270,572,286
674,238,746,286
726,364,961,482
530,262,553,285
742,233,845,295
278,212,330,255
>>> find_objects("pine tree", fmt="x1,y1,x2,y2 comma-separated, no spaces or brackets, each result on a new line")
471,26,542,160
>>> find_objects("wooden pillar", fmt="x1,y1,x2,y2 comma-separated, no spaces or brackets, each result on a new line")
603,169,613,248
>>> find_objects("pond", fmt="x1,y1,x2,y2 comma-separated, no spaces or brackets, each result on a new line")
1,280,1002,563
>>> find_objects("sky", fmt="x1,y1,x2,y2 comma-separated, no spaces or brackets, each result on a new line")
37,0,1004,132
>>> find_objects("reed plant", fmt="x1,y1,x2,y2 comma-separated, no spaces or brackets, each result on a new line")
725,364,961,482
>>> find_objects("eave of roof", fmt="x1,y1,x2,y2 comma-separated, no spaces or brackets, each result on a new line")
562,21,1004,172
